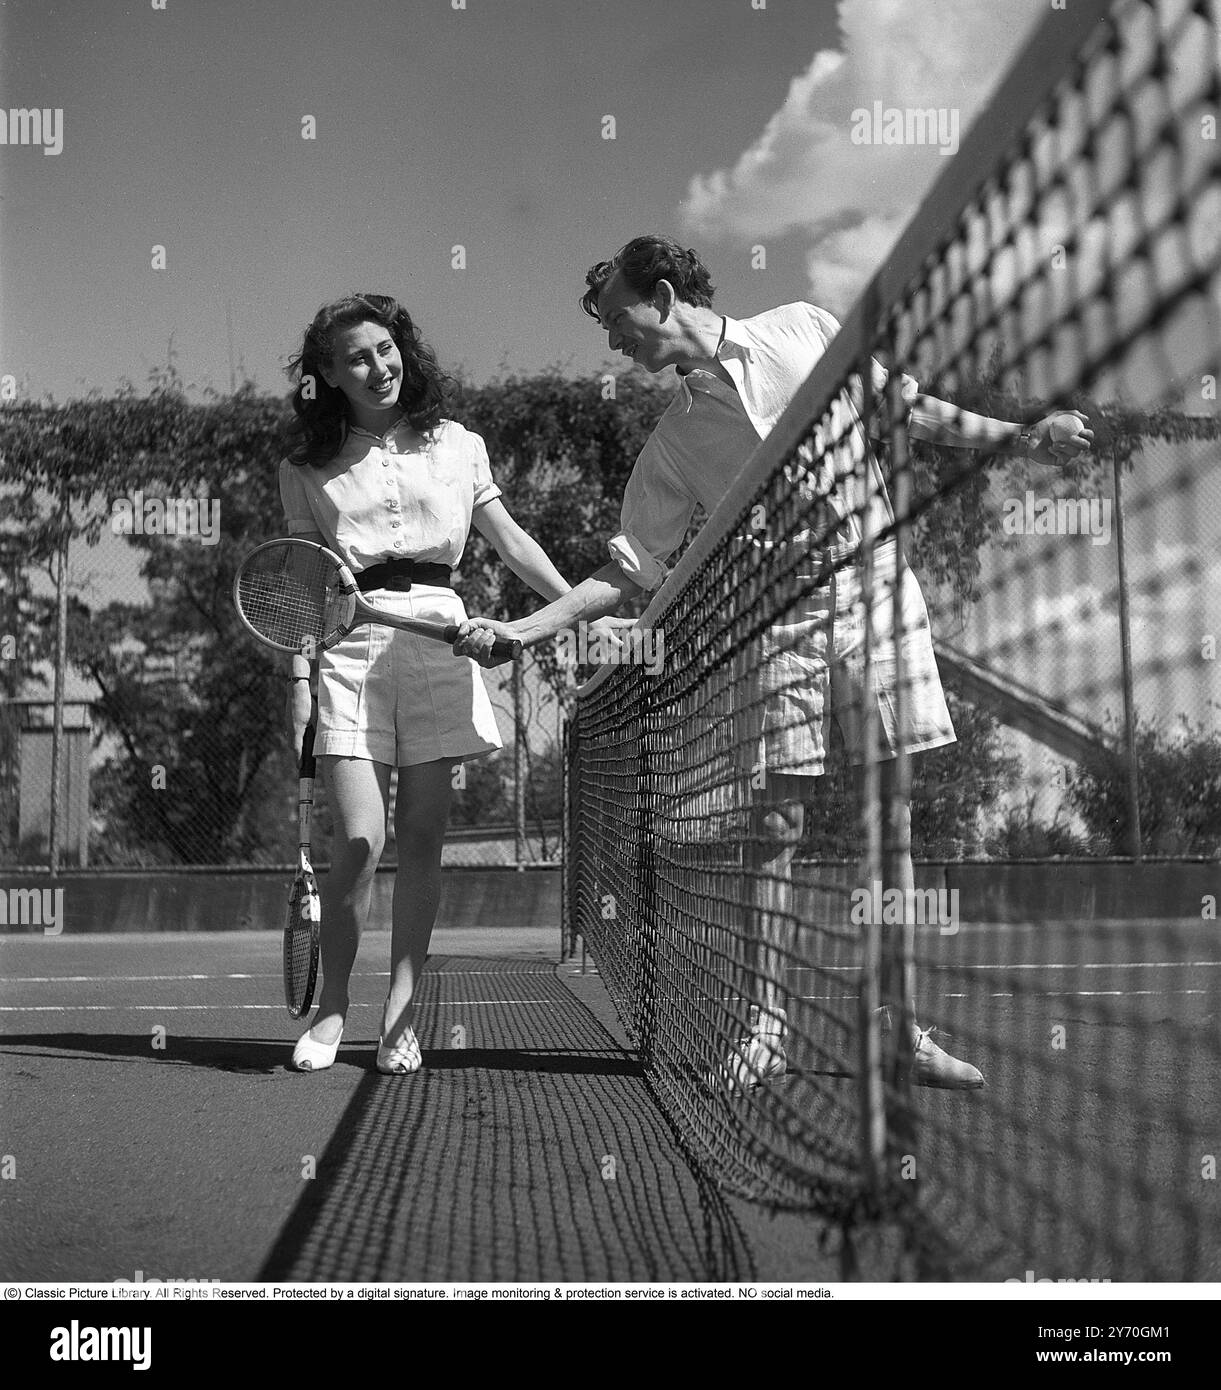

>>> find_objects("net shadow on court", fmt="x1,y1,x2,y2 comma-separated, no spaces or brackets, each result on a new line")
902,920,1221,1282
259,957,756,1282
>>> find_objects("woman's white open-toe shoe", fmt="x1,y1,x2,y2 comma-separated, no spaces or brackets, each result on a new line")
291,1028,342,1071
376,1027,421,1074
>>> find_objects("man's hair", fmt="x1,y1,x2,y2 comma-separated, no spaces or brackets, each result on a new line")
580,236,715,320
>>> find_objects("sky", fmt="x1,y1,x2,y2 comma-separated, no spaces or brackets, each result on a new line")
0,0,1051,401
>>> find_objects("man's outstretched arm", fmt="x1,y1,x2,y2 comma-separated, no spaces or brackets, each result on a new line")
453,561,643,665
909,398,1093,465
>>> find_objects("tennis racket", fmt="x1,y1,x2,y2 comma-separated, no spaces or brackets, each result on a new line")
284,720,321,1018
233,537,522,660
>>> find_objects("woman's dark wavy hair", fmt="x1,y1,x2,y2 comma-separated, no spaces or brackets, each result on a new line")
285,293,452,465
579,235,715,320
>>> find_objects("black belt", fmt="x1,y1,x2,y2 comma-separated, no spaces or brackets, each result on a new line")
356,558,453,592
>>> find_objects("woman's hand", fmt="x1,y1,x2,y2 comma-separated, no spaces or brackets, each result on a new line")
287,675,316,751
453,617,523,668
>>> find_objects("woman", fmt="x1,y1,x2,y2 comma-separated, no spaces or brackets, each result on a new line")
280,293,570,1074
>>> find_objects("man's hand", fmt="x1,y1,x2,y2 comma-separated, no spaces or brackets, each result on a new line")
453,617,524,668
1025,409,1094,466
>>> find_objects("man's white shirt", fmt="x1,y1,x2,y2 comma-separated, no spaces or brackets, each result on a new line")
609,302,918,590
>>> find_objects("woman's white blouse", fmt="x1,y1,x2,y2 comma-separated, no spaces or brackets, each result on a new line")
278,418,502,572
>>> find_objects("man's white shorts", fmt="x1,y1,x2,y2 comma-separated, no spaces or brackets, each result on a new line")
737,539,955,778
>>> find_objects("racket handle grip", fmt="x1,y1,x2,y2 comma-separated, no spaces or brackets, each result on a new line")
299,721,317,777
441,624,523,661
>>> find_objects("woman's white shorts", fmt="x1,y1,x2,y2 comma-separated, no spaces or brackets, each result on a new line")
316,585,502,767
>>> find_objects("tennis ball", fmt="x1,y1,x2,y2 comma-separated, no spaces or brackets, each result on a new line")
1049,415,1088,459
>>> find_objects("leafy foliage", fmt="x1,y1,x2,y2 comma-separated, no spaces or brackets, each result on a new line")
450,368,671,691
983,793,1092,859
3,357,1219,864
1,375,301,863
1067,714,1221,856
802,692,1021,859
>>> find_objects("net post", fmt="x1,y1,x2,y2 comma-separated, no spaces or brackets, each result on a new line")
561,711,573,962
512,658,526,871
856,330,887,1203
632,667,659,1069
48,485,70,875
883,358,917,1208
1111,442,1143,860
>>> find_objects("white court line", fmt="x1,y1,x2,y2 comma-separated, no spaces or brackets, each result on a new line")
3,986,1212,1014
2,969,539,985
0,1005,326,1012
5,974,268,984
960,961,1221,971
985,988,1212,999
842,988,1214,1000
8,964,1219,985
796,960,1221,974
0,999,562,1013
789,987,1214,1002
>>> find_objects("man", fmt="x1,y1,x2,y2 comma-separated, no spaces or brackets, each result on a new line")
455,235,1092,1089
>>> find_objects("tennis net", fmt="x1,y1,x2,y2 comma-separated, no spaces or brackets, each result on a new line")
564,0,1221,1276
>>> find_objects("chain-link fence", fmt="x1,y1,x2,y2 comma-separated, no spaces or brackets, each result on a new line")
2,391,1217,872
0,367,677,875
0,529,566,871
921,426,1221,861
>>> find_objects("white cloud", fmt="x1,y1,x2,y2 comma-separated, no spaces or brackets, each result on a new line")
680,0,1046,313
801,214,908,312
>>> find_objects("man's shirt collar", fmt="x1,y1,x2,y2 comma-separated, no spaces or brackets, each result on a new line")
715,315,753,362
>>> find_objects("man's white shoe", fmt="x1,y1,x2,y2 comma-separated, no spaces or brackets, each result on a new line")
722,1005,787,1093
878,1007,985,1090
910,1027,984,1090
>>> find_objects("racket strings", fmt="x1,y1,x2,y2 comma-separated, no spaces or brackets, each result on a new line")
237,546,350,650
285,878,319,1014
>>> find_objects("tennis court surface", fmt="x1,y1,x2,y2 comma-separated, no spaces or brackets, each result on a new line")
4,0,1221,1289
2,919,1216,1283
0,930,829,1283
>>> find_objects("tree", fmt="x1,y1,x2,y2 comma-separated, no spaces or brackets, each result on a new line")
449,752,511,828
1067,714,1221,856
4,355,1217,867
984,792,1091,860
450,368,672,694
0,535,40,857
800,691,1021,860
0,376,305,863
892,361,1221,855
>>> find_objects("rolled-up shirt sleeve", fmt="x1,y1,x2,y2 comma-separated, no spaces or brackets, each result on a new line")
607,442,697,592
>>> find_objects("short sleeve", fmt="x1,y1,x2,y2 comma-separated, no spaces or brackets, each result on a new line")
467,430,503,509
278,458,320,535
608,441,698,592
